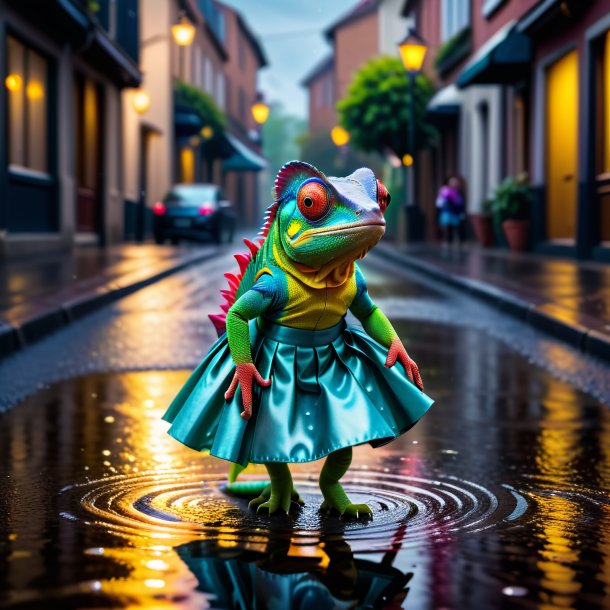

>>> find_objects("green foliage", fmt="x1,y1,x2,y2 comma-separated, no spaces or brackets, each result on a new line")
260,104,307,199
490,173,532,221
174,80,226,134
434,27,472,73
337,55,437,158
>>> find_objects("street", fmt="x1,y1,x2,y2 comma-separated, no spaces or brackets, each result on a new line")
1,246,610,609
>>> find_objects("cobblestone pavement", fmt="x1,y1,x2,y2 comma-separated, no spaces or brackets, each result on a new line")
1,245,610,609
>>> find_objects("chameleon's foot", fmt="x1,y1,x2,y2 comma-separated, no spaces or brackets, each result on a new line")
247,483,271,511
319,447,372,520
319,486,373,520
252,463,301,515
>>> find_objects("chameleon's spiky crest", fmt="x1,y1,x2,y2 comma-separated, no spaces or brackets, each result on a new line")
208,199,280,336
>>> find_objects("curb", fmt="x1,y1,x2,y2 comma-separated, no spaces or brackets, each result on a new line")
377,244,610,363
0,248,219,359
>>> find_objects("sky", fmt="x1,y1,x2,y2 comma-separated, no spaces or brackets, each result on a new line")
219,0,357,118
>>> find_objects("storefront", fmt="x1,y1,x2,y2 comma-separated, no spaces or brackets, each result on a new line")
0,0,140,258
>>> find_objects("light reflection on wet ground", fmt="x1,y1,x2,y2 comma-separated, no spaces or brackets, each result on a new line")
1,316,610,608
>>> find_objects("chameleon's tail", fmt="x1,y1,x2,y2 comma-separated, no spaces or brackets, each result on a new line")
224,462,270,497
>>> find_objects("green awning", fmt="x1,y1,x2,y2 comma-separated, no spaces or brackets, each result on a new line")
222,133,267,172
456,20,531,88
427,84,461,116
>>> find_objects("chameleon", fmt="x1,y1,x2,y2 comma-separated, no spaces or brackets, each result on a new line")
201,160,427,518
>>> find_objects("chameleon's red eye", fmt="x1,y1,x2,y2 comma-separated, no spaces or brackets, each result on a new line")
297,180,331,221
376,179,391,214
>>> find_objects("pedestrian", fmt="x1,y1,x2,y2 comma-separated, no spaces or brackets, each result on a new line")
162,161,434,519
436,175,466,249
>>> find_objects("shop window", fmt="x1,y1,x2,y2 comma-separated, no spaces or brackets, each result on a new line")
5,35,49,174
442,0,470,41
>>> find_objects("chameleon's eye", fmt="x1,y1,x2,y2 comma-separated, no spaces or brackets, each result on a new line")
297,180,331,221
376,179,391,214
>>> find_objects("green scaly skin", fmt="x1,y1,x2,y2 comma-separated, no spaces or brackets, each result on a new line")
221,162,416,518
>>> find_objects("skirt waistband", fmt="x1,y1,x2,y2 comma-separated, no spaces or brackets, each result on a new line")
255,317,346,347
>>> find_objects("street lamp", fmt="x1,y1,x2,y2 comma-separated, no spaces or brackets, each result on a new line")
251,94,270,126
171,13,196,47
330,125,350,147
398,28,428,242
132,89,151,114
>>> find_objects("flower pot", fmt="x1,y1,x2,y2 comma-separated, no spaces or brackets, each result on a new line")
470,214,494,247
502,220,530,252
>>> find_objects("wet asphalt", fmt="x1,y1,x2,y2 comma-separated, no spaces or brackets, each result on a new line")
0,245,609,610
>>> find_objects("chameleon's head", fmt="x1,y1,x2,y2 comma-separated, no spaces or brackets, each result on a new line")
273,161,389,268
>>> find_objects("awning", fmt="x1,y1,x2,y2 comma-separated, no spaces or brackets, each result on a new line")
174,104,204,138
427,84,462,116
222,133,267,172
456,20,531,88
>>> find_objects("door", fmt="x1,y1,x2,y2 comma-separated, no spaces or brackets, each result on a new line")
546,50,579,241
75,75,103,235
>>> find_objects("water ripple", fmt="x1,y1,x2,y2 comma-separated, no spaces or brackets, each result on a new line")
60,466,531,551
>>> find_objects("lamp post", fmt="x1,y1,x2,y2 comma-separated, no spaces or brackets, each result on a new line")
171,12,196,80
134,12,195,243
251,93,269,148
398,28,427,242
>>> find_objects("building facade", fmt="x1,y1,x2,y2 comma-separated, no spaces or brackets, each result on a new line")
216,1,268,227
407,0,610,259
122,0,266,238
0,0,140,258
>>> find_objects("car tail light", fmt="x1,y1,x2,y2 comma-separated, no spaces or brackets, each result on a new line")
198,203,215,216
153,202,166,215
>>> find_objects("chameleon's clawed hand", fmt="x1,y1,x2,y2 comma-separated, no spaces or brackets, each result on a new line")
385,338,424,391
224,363,271,419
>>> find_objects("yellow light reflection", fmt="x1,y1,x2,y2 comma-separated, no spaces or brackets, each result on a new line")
5,73,22,91
26,80,44,100
534,381,583,607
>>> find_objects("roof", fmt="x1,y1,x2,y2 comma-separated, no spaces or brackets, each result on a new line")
325,0,380,40
214,1,268,67
300,54,334,88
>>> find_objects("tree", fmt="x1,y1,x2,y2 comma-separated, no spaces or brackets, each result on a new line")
337,55,437,158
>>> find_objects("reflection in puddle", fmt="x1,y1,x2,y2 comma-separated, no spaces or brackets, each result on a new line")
2,321,610,609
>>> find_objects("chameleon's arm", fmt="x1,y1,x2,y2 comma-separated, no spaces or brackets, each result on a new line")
224,276,276,419
349,267,424,391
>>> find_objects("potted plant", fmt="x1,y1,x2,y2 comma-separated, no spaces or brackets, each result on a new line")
490,173,532,252
470,198,494,247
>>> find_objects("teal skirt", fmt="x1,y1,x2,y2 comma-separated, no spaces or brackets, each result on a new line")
162,317,434,465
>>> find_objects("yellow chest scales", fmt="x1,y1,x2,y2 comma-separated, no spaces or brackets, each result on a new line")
278,271,357,330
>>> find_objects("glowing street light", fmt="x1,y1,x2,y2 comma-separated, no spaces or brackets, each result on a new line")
171,14,196,47
251,95,270,125
330,125,350,147
398,28,428,73
5,73,22,92
132,89,151,114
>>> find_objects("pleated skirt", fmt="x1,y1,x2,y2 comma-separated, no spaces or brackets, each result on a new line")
162,317,434,465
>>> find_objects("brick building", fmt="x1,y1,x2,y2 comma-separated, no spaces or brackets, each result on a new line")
405,0,610,259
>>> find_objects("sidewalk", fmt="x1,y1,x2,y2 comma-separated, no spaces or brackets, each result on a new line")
377,243,610,361
0,243,218,357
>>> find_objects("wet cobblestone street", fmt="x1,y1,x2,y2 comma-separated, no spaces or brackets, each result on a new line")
1,247,610,609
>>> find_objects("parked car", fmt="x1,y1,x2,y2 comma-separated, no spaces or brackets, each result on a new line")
152,184,236,245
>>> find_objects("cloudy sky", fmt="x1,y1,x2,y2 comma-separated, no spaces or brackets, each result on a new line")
220,0,357,118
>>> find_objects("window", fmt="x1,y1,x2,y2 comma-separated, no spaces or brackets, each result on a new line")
216,71,225,109
6,35,50,174
442,0,470,41
204,57,213,94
